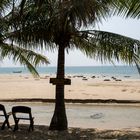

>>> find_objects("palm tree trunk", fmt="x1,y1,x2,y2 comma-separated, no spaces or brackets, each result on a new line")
49,45,68,130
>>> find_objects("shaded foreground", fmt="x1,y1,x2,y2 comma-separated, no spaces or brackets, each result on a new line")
1,125,140,140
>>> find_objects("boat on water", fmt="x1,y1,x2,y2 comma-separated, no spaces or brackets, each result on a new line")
13,71,22,73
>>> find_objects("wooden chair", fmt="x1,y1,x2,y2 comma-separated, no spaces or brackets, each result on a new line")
12,106,34,131
0,104,11,130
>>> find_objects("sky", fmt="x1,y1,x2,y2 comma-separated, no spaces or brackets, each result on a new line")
0,16,140,67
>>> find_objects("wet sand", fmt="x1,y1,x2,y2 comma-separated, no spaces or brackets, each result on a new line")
2,102,140,130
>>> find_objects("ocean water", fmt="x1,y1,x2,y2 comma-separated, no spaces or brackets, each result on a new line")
0,66,139,78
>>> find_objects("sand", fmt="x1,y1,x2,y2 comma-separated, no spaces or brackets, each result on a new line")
0,125,140,140
0,74,139,101
0,74,140,139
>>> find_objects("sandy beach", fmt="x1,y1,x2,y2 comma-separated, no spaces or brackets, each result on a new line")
0,74,139,101
0,74,140,139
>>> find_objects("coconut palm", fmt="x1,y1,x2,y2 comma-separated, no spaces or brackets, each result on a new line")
3,0,140,130
0,0,49,76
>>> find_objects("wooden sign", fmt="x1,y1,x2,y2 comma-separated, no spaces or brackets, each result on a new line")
50,78,71,85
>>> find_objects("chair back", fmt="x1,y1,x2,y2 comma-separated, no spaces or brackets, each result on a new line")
12,106,32,118
12,106,34,131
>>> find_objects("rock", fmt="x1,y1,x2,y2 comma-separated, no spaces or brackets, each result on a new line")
104,79,110,81
90,113,104,119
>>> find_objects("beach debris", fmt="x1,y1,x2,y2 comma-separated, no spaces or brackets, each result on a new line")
90,113,104,119
82,78,88,80
91,76,96,78
73,75,87,78
24,77,29,79
68,90,73,92
34,78,40,80
45,75,50,78
111,76,117,80
122,89,127,92
111,76,122,81
40,75,50,79
115,79,122,81
80,135,88,138
104,79,110,81
124,76,131,78
67,76,71,78
68,130,73,134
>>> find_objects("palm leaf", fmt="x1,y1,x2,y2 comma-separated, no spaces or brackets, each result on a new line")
135,61,140,74
112,0,140,18
0,42,49,76
6,0,112,44
72,30,140,65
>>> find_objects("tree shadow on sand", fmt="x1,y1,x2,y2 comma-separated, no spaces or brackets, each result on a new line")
0,125,140,140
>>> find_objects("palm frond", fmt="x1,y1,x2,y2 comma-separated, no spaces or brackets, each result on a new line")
2,0,140,68
0,0,11,13
70,31,97,58
66,0,112,27
72,30,140,65
135,60,140,74
0,42,49,76
112,0,140,19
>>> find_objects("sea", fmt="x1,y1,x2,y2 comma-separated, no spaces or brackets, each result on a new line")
0,66,139,79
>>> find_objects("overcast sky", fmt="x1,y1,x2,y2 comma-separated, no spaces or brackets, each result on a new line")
0,16,140,67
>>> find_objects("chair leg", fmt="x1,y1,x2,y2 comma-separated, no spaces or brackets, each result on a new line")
6,116,11,128
1,116,10,130
13,119,19,131
1,120,6,130
31,120,34,131
29,119,34,131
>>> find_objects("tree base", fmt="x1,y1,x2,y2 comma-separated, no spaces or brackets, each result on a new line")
49,112,68,131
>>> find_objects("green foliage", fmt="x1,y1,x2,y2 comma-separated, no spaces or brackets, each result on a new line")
113,0,140,18
0,0,50,76
5,0,139,66
71,30,140,64
1,0,140,70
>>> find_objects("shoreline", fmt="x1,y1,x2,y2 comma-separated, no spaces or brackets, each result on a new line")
1,98,140,104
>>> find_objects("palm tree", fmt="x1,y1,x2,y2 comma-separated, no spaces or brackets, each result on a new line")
3,0,140,130
0,0,49,76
